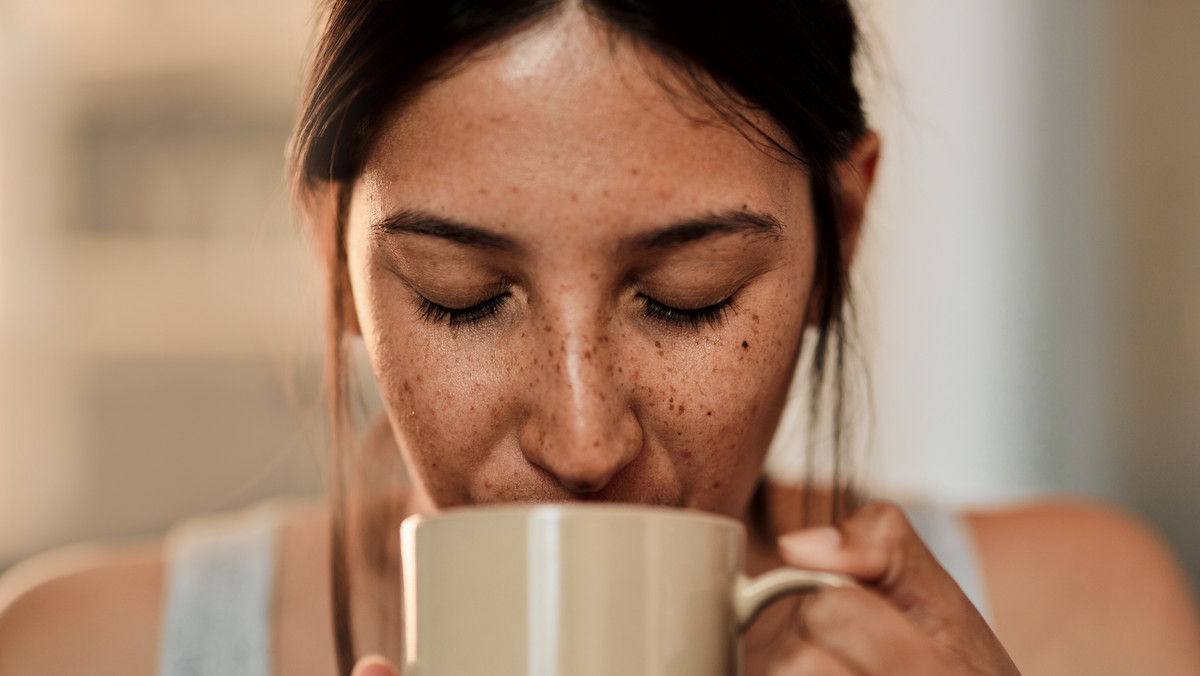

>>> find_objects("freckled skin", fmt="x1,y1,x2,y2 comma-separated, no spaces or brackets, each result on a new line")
345,8,816,522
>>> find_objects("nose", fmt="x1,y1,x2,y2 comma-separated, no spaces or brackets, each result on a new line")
518,310,642,494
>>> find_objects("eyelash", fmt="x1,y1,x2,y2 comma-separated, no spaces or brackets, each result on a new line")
416,293,511,329
416,293,736,331
638,295,736,330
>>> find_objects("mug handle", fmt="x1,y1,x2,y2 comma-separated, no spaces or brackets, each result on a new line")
733,568,860,631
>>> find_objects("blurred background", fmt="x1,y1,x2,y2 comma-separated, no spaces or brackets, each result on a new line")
1,0,1198,599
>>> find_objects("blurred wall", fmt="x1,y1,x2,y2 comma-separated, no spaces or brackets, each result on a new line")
0,0,327,565
856,0,1200,589
1104,0,1200,594
1,0,1198,598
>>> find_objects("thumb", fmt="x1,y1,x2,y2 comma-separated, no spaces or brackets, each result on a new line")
777,501,971,623
350,654,401,676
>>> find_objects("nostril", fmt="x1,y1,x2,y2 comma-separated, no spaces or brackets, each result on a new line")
522,446,621,494
561,476,608,494
518,396,642,497
518,444,614,494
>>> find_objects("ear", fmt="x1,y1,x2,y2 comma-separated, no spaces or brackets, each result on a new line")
338,244,363,339
805,130,881,326
304,181,363,337
835,129,880,273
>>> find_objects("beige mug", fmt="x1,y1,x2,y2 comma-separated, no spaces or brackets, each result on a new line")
399,503,855,675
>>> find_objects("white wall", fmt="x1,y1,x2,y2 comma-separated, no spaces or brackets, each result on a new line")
861,0,1057,504
848,0,1200,587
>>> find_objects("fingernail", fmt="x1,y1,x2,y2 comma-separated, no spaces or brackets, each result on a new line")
352,656,396,676
778,526,842,557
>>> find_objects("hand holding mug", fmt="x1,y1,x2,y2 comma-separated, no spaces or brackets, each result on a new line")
770,500,1021,675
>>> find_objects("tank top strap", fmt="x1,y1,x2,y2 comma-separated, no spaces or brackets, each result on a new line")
901,502,993,626
157,502,283,676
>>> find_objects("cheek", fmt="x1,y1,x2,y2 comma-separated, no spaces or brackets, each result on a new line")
639,307,802,513
359,288,525,505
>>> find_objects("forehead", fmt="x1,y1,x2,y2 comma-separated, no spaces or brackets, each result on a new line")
355,6,807,239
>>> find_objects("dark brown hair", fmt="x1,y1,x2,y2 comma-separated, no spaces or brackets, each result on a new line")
289,1,866,672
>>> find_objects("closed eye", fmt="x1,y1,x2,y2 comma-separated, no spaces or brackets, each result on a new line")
416,293,511,329
638,295,736,330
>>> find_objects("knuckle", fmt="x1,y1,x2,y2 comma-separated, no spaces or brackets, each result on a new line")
801,586,858,631
871,500,911,534
842,501,915,577
856,500,913,547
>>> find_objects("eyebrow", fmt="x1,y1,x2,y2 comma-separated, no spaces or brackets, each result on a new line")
629,209,785,249
373,210,517,251
370,207,785,251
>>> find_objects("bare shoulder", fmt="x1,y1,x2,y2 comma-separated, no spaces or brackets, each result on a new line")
964,498,1200,676
0,500,337,676
0,540,165,676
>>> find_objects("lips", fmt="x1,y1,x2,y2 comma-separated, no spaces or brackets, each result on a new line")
468,460,686,508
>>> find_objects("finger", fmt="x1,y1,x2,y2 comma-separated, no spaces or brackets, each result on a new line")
766,639,867,676
350,654,400,676
778,500,980,630
800,586,949,676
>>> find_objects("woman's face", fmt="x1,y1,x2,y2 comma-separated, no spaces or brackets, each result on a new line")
345,9,821,521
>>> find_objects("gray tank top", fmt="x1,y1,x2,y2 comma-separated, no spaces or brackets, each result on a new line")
158,503,280,676
156,501,991,676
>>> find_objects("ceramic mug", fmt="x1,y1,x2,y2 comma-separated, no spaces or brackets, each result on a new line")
399,503,855,675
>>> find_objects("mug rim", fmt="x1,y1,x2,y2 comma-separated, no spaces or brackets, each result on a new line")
401,502,743,532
